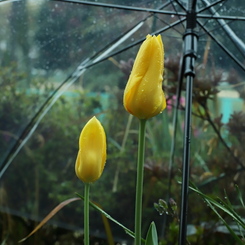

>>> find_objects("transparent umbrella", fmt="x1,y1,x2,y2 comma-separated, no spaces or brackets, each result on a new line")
0,0,244,244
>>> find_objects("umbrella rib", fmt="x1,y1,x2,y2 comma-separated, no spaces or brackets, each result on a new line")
198,19,233,39
198,0,225,14
197,0,245,21
170,0,186,30
175,0,245,22
197,14,245,21
199,0,245,22
153,13,184,37
84,18,186,69
197,19,245,72
52,0,187,17
200,0,245,58
173,0,187,12
145,0,185,35
198,0,227,29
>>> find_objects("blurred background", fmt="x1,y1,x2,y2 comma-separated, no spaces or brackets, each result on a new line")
0,0,244,244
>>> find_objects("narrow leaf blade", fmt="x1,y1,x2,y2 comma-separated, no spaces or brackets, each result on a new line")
18,197,80,243
145,222,158,245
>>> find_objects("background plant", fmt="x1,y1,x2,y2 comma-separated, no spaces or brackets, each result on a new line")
0,0,245,244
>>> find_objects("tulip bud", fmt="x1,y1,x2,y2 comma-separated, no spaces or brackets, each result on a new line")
123,34,166,119
75,116,107,183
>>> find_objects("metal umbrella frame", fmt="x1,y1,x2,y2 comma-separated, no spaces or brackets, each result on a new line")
0,0,244,243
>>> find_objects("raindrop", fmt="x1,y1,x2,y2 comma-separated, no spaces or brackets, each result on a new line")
171,14,175,18
131,38,134,41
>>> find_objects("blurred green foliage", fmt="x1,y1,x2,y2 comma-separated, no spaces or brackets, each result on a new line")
0,1,245,244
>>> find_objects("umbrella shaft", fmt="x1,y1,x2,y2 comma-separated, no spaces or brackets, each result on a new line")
179,1,198,242
179,74,194,245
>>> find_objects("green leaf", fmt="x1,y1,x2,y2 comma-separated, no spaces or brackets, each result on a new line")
75,193,146,243
189,182,245,245
235,185,245,208
189,184,245,230
145,222,158,245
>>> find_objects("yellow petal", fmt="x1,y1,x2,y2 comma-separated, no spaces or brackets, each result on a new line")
75,116,106,183
123,34,166,119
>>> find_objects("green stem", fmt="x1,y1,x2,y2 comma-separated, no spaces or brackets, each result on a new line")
84,183,90,245
135,119,147,245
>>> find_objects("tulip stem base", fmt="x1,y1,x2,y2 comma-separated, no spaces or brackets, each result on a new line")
135,119,147,245
84,183,90,245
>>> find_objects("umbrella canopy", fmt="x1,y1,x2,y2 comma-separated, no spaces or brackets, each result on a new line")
0,0,244,244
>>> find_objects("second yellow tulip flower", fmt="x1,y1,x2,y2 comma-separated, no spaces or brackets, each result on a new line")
75,116,107,183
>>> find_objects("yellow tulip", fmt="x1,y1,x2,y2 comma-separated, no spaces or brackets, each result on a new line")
75,116,106,183
123,34,166,119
